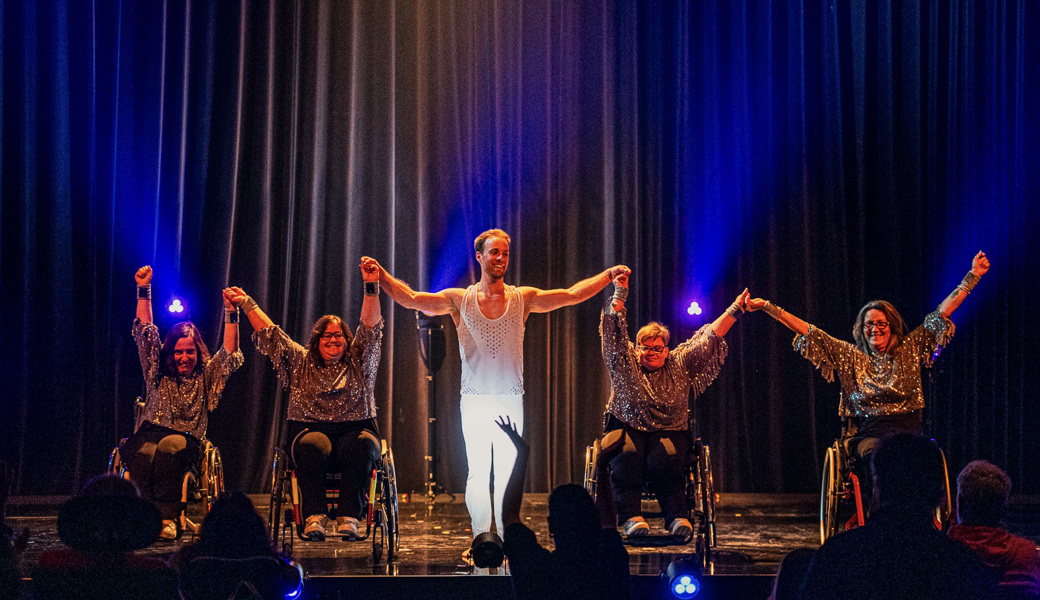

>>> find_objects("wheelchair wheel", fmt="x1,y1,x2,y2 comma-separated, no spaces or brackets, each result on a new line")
269,448,293,554
820,444,840,544
383,445,400,560
584,441,601,502
698,443,716,551
108,446,123,476
200,442,224,514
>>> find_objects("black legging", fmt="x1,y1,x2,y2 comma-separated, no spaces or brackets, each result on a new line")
601,416,691,528
121,421,201,521
287,419,381,520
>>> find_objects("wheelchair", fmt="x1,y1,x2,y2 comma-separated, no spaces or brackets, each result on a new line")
268,437,400,563
108,399,225,538
583,418,716,560
819,421,952,544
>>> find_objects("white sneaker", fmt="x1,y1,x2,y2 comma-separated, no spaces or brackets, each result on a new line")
621,516,650,536
669,517,693,539
303,514,328,541
336,516,359,540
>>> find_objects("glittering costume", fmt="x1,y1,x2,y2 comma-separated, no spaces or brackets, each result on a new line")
457,284,525,536
794,310,954,502
599,303,727,527
253,322,382,519
123,320,243,520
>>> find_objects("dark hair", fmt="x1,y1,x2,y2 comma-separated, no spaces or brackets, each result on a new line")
306,315,353,367
547,484,600,542
160,321,210,378
871,432,946,510
852,300,907,355
956,460,1011,527
770,547,817,600
191,492,277,560
473,228,511,254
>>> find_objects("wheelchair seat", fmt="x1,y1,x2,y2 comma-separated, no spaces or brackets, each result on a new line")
819,423,952,543
269,438,399,562
583,427,716,559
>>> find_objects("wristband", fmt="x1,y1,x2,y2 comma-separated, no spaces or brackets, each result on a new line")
225,309,239,324
958,271,981,294
763,301,785,320
725,301,743,320
612,286,629,303
365,281,379,297
239,295,259,315
137,285,151,300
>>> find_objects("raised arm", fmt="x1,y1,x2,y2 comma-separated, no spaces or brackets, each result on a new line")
135,266,154,323
359,258,381,328
224,286,274,331
523,265,631,314
937,251,989,318
221,291,240,354
362,256,462,316
710,288,749,337
747,297,810,336
496,416,530,528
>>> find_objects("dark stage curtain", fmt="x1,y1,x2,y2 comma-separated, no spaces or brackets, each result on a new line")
2,0,1037,497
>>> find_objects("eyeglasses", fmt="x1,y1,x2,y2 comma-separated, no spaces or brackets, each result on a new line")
321,332,346,340
638,345,667,354
863,322,889,332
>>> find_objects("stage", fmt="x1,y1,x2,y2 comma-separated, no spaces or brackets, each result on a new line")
9,493,1040,599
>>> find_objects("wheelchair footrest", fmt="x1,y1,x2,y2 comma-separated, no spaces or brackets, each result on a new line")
622,534,690,547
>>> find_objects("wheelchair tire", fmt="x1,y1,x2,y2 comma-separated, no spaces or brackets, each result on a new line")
383,446,400,560
820,444,840,544
700,444,717,551
201,444,224,514
269,448,292,553
584,441,601,502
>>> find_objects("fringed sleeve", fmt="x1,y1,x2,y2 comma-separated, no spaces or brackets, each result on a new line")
132,319,162,384
202,346,245,411
675,325,728,399
600,303,636,376
252,326,306,390
915,310,955,368
352,319,384,393
792,326,857,384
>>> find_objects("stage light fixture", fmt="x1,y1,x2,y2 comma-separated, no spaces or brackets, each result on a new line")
687,301,703,316
470,531,504,568
665,558,702,598
166,297,186,315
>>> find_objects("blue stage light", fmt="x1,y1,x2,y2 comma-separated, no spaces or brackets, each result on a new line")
687,301,703,316
666,558,702,598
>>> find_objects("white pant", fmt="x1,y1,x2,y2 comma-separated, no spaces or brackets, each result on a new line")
459,393,524,537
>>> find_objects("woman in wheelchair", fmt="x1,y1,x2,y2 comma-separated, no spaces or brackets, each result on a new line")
124,266,244,540
226,258,383,542
747,251,990,506
599,271,748,538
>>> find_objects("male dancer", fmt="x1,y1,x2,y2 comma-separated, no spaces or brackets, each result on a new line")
363,229,628,540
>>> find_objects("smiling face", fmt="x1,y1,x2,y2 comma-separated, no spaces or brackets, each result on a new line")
318,321,347,363
862,309,891,353
173,336,199,376
476,236,510,282
637,336,670,371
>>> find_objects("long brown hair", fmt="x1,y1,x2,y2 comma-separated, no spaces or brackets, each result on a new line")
159,321,211,378
851,300,907,355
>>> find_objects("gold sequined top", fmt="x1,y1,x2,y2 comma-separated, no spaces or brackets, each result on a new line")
793,311,954,417
600,305,728,432
252,320,382,422
133,319,244,439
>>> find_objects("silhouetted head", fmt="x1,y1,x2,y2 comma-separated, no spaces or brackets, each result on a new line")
194,492,274,559
956,460,1011,527
769,547,817,600
870,432,946,512
547,484,601,549
58,474,161,552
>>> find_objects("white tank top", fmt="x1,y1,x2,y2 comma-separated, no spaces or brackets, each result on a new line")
457,284,525,395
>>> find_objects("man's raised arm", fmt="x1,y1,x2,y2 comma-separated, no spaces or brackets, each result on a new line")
362,256,462,316
522,265,630,314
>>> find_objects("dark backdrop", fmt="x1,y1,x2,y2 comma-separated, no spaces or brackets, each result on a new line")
2,0,1038,497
